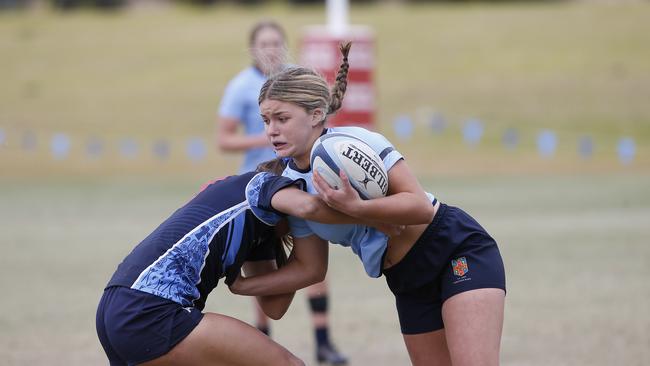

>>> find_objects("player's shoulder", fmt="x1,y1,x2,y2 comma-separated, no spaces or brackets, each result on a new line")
328,126,394,151
282,161,311,179
330,125,370,135
329,126,386,140
198,172,254,196
226,67,262,90
244,170,303,195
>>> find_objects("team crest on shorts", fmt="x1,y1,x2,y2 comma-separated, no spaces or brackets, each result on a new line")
452,257,469,277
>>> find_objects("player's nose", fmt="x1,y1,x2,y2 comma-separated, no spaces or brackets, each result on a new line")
266,120,280,136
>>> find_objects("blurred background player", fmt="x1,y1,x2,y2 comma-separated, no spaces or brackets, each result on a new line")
215,20,347,365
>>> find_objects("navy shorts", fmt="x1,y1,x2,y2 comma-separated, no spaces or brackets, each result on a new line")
96,286,204,365
382,203,506,335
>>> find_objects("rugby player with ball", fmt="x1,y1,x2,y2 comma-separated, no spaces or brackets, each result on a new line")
229,43,507,366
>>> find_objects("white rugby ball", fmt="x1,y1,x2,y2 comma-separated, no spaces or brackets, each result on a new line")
310,133,388,200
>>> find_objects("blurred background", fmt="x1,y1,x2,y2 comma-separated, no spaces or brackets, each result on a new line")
1,0,648,365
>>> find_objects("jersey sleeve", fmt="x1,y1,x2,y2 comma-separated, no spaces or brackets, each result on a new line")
246,172,306,226
218,79,245,120
286,215,314,238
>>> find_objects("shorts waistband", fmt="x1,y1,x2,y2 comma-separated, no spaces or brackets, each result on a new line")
430,200,446,231
419,200,447,242
382,201,448,278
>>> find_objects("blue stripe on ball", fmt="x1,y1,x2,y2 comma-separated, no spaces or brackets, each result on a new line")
311,132,386,200
310,143,340,176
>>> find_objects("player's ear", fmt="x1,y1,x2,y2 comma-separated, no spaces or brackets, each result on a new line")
311,108,325,127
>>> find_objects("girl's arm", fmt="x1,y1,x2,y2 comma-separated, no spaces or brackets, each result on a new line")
313,159,434,225
240,260,295,320
216,116,271,152
270,187,358,224
230,234,328,297
271,186,405,237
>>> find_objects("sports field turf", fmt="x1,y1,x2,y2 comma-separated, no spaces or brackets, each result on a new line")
1,1,648,365
1,173,648,365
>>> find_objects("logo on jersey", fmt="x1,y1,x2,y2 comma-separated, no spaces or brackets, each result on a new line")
452,257,469,277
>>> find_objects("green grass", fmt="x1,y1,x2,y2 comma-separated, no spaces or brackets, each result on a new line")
1,173,648,365
1,2,649,178
0,3,649,365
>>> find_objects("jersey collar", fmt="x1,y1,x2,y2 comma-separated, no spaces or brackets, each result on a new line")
287,128,329,173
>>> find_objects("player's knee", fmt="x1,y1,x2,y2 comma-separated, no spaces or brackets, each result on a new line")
269,347,304,366
290,358,305,366
280,353,304,366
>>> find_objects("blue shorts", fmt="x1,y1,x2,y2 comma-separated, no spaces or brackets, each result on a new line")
382,203,506,335
96,286,204,365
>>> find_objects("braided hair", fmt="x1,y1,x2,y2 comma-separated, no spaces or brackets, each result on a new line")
328,42,351,115
259,42,352,122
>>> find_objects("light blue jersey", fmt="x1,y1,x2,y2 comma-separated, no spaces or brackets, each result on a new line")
219,66,276,173
282,126,436,278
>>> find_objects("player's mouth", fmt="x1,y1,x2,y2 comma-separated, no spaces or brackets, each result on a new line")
272,142,287,151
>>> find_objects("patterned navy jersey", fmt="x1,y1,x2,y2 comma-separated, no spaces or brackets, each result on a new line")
106,172,304,310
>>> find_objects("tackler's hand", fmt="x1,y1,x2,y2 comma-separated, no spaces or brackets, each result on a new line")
228,274,246,295
313,169,362,217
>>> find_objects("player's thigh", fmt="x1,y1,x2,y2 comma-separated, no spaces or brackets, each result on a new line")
142,312,303,366
442,288,505,366
402,329,451,366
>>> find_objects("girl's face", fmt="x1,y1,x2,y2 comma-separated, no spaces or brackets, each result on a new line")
260,99,324,169
251,27,286,75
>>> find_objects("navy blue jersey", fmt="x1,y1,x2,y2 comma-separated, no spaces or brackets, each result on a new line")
106,172,304,310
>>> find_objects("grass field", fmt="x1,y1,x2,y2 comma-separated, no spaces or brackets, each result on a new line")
1,173,649,365
0,1,649,365
1,1,649,177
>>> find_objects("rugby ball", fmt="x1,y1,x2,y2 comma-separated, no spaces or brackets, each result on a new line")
310,133,388,200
